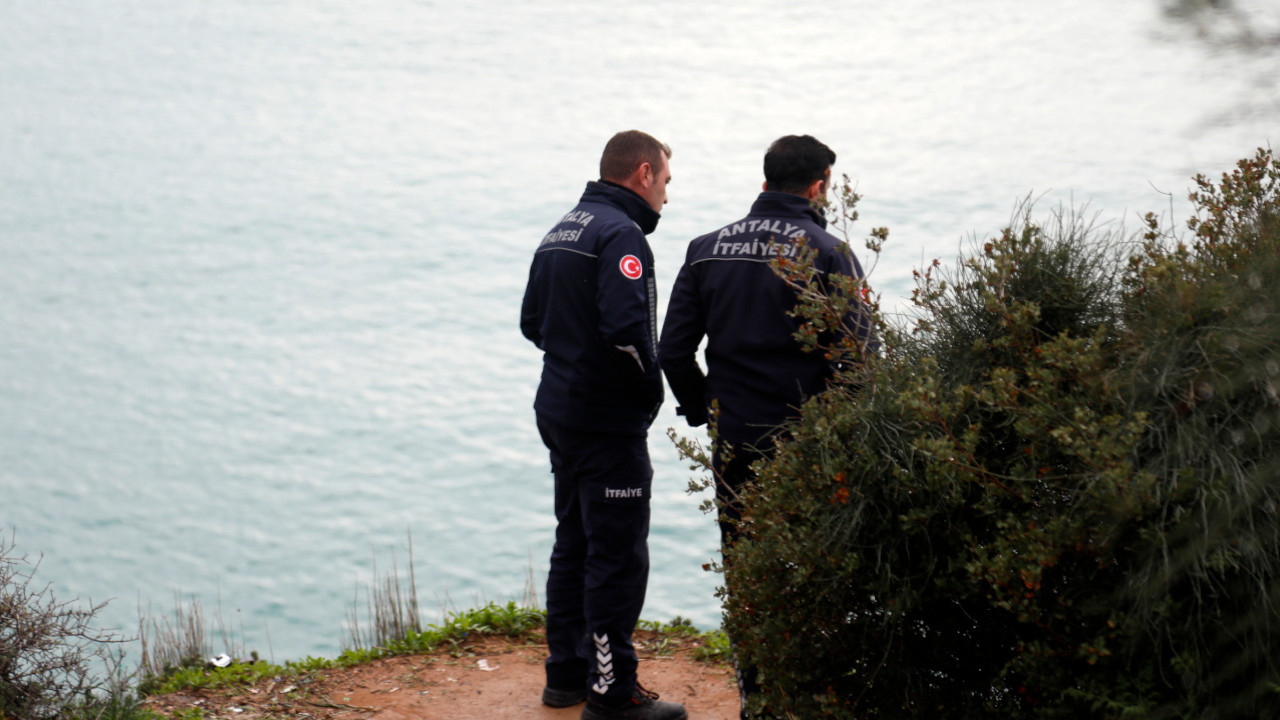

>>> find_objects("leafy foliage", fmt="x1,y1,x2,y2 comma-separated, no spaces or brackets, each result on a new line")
719,148,1280,718
638,616,732,662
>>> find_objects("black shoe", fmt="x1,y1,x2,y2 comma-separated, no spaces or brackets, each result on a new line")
543,685,589,707
581,684,687,720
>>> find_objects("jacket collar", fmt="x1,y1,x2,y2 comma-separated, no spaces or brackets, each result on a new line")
748,191,828,229
582,181,661,235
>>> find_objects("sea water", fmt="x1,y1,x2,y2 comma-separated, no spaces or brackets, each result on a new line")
2,0,1277,661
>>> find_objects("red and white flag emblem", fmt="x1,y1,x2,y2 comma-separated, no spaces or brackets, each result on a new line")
619,255,643,280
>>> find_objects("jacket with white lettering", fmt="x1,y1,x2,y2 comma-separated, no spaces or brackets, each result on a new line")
521,180,664,437
658,191,874,446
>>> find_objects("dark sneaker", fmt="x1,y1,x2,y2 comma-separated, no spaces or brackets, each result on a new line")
581,684,687,720
543,685,589,707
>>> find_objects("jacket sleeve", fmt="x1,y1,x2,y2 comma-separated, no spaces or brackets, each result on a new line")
657,257,709,427
595,224,658,377
824,243,879,354
519,262,543,349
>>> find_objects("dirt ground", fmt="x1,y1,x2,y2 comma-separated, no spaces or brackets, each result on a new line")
144,629,740,719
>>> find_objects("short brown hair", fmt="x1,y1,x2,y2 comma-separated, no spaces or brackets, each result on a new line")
599,130,672,183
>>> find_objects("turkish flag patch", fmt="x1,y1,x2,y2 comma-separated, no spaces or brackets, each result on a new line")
619,255,643,280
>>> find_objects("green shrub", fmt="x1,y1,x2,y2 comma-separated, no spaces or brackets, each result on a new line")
721,148,1280,718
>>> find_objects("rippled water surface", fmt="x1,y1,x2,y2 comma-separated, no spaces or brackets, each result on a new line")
2,0,1277,660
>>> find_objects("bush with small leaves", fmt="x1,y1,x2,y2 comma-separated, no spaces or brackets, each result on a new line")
714,148,1280,719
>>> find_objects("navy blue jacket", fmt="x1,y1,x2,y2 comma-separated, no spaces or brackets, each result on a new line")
521,181,664,437
658,191,873,446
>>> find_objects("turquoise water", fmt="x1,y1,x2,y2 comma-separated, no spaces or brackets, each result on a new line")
2,0,1276,661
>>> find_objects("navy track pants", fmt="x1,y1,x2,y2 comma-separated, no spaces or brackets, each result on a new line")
537,413,651,703
714,441,769,719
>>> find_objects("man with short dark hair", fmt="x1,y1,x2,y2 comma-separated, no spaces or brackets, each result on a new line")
657,134,875,719
521,130,686,720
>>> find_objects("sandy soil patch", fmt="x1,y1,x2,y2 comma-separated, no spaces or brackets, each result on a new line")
145,629,740,719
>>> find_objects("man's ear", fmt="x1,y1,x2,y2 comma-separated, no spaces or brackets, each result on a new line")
804,177,825,201
637,162,654,188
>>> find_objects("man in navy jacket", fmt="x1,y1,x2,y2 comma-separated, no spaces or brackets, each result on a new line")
521,130,686,720
657,135,874,718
